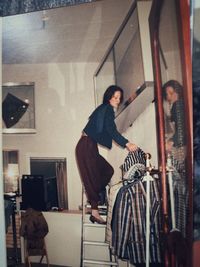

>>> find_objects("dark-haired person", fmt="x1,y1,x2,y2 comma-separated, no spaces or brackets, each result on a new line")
162,83,188,243
162,80,186,150
76,85,138,224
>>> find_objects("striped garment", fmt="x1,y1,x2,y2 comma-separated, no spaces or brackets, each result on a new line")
171,170,188,237
111,178,162,265
123,163,146,184
168,150,188,237
120,148,146,173
106,150,146,244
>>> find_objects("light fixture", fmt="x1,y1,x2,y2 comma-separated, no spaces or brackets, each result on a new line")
7,163,19,177
7,163,19,193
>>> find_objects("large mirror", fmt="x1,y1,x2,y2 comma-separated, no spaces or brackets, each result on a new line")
159,0,188,239
149,0,192,266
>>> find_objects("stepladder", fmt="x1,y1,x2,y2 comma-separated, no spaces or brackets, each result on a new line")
81,188,118,267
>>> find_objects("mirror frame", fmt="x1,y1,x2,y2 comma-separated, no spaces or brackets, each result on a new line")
149,0,193,266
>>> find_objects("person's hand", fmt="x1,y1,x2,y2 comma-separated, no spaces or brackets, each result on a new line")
165,140,174,152
125,142,138,152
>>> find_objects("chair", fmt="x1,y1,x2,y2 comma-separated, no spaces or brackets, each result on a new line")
20,208,49,267
24,237,49,267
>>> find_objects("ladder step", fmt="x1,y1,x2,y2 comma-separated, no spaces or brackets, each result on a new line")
83,241,109,246
83,259,118,266
83,223,106,228
86,204,107,209
79,204,107,210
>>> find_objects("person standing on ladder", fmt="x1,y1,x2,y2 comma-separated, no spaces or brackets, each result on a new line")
76,85,138,224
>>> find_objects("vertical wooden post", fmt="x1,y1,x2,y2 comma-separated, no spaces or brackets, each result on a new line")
149,1,170,266
176,1,193,266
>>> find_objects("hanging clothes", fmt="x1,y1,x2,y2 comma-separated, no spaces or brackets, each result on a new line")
106,181,123,244
109,148,162,265
168,149,188,236
106,148,146,244
111,178,162,265
20,208,49,250
120,148,146,174
170,161,188,236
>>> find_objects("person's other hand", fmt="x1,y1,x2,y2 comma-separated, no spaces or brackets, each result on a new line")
165,140,174,152
125,142,138,152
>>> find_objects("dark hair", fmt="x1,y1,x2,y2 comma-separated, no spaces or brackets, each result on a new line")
102,85,124,104
162,80,183,100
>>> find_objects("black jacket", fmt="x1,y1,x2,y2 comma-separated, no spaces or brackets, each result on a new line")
83,104,128,149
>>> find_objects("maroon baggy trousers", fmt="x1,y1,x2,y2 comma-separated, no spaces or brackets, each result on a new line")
75,135,114,209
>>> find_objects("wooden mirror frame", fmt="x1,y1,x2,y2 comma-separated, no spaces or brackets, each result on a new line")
149,0,193,266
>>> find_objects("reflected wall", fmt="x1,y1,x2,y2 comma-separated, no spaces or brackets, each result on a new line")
94,3,145,113
158,0,188,238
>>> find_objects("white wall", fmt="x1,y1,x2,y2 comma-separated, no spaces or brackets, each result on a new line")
3,62,98,210
162,50,182,84
41,213,82,266
29,212,128,267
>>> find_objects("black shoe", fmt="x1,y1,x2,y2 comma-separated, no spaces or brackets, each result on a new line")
89,215,106,225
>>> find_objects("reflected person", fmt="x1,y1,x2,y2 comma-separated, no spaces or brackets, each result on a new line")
162,82,188,239
162,80,186,152
76,85,138,224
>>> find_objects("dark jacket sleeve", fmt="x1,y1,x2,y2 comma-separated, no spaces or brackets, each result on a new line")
105,106,128,148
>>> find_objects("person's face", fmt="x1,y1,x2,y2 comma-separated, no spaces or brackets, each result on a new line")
165,86,178,103
109,90,121,108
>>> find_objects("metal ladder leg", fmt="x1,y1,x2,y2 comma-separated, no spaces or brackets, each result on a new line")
81,186,86,267
80,186,118,267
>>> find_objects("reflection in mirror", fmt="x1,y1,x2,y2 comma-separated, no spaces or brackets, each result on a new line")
94,3,145,115
159,0,188,241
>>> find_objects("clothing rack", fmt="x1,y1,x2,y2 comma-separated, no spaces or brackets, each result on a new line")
166,154,176,230
143,153,155,267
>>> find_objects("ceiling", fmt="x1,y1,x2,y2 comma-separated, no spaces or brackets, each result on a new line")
2,0,134,64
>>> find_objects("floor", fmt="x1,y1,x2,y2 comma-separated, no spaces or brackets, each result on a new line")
8,264,62,267
7,248,67,267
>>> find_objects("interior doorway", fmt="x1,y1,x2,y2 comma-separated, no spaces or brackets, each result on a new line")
29,157,68,210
